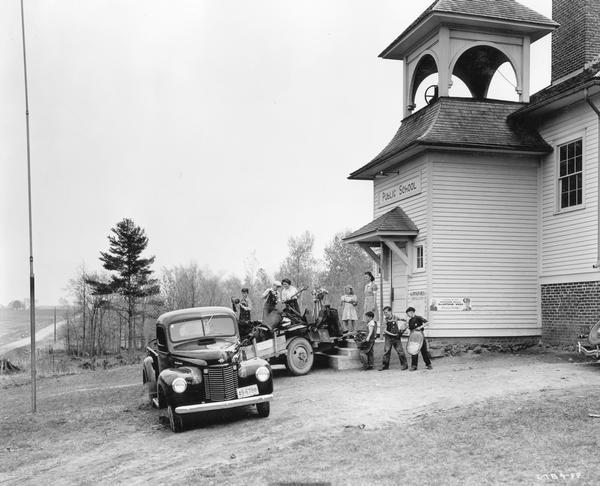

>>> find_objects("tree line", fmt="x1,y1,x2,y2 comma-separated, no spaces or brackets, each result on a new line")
62,218,372,357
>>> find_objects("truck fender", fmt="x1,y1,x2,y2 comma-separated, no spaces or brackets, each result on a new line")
142,356,157,385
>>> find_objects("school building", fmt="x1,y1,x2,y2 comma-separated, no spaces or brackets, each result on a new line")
345,0,600,345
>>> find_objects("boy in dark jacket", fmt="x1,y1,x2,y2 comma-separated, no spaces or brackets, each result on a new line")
406,307,432,371
379,306,408,371
359,311,377,370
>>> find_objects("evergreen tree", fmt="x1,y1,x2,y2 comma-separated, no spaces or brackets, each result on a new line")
99,218,159,352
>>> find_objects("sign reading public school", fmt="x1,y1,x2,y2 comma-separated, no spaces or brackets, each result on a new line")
376,173,422,208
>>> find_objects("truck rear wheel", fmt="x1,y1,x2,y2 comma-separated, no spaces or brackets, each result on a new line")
285,336,314,376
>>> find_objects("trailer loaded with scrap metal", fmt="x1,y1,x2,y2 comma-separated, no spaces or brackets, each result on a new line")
239,304,346,376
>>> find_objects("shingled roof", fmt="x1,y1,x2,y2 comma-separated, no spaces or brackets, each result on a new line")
511,60,600,118
381,0,557,58
343,206,419,243
349,97,552,180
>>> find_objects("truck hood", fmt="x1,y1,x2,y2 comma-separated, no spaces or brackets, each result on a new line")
171,340,238,365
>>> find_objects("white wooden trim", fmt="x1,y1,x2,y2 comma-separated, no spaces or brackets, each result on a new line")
539,272,600,284
382,239,408,265
358,243,381,267
426,157,434,318
426,328,540,338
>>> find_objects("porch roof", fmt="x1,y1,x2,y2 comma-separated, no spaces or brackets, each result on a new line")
343,206,419,244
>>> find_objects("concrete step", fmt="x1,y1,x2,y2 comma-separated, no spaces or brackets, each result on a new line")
330,347,360,358
316,351,363,371
316,340,443,371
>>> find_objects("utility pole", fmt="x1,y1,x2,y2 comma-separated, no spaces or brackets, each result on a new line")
20,0,36,413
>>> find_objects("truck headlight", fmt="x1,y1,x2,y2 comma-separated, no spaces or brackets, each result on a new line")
255,366,270,382
172,377,187,393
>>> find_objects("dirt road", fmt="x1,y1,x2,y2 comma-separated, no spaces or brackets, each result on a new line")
2,349,599,485
0,319,68,354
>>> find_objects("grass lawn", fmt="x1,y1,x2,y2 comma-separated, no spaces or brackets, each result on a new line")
225,388,600,485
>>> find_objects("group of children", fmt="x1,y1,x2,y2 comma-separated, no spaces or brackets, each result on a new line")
233,281,432,372
359,306,432,372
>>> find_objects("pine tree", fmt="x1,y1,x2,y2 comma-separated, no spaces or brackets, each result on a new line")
99,218,159,352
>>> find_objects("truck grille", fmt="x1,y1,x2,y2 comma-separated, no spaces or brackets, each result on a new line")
204,364,238,401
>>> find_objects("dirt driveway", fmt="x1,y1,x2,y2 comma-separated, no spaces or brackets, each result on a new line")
2,348,600,485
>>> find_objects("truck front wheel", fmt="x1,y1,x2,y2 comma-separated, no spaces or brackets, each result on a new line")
285,336,314,376
257,401,270,417
167,404,184,433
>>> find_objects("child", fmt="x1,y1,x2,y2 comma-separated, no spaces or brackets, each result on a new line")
312,286,329,317
262,281,282,322
359,311,377,370
406,306,432,370
340,285,358,334
379,306,408,371
238,288,252,323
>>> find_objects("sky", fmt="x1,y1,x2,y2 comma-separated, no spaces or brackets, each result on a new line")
1,0,553,306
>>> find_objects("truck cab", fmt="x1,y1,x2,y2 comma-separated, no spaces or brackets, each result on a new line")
143,306,273,432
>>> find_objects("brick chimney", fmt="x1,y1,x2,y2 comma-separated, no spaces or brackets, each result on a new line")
552,0,600,83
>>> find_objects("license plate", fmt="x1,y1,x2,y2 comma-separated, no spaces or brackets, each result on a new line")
236,384,259,399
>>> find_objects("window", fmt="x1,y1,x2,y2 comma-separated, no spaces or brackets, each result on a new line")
416,245,424,269
558,139,583,209
169,315,236,342
156,326,167,351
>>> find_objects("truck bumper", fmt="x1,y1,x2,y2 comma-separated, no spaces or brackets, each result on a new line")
175,394,273,415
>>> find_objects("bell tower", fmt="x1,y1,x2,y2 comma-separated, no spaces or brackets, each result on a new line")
379,0,557,118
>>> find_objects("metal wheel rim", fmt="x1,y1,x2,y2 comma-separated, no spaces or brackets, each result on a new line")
291,343,309,367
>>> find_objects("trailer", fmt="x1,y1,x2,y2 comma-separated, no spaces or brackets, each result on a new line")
240,307,344,376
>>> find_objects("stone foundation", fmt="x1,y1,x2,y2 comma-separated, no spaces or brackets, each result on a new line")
541,280,600,346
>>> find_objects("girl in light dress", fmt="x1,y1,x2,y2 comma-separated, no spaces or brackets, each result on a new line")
362,271,378,332
340,285,358,334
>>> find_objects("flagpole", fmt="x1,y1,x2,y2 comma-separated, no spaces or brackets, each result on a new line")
20,0,36,413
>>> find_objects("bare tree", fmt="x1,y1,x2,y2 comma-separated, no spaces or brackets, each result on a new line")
320,231,372,312
277,231,319,310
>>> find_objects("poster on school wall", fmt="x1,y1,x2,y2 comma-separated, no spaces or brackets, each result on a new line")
408,290,427,316
429,297,472,311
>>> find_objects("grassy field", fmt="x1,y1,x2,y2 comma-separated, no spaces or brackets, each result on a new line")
0,307,70,344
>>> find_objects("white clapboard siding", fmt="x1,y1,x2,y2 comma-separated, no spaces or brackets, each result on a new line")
373,157,429,312
538,100,599,279
429,155,540,336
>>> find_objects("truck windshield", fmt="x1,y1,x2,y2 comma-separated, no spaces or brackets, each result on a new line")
168,315,236,342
